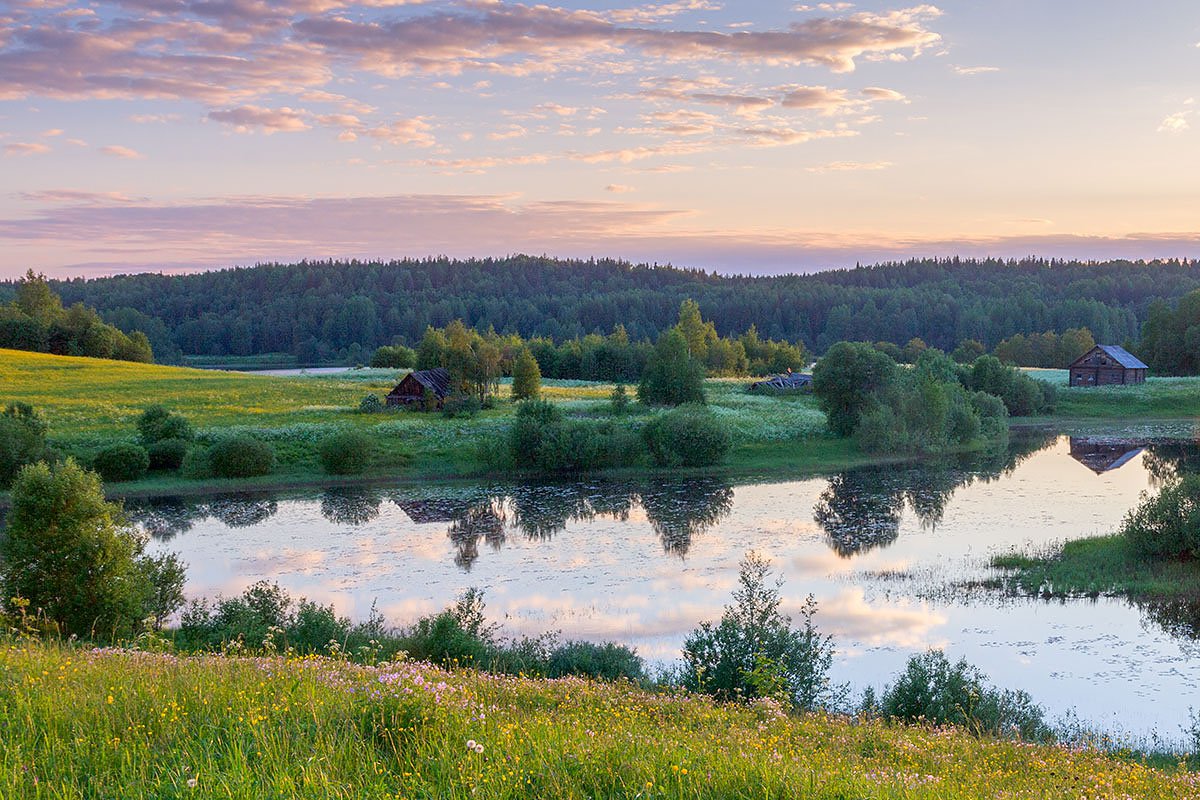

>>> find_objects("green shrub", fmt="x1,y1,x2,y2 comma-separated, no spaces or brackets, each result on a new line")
1123,475,1200,559
682,553,842,711
137,405,194,445
318,429,375,475
547,641,644,682
441,395,481,419
208,435,274,478
506,400,641,473
0,402,48,488
642,404,730,467
92,443,150,482
966,356,1053,417
180,446,212,479
369,344,415,369
880,650,1049,740
610,383,631,414
147,438,189,471
358,394,383,414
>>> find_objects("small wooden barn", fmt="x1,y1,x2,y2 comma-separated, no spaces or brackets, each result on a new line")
750,372,812,392
386,367,452,408
1067,345,1148,387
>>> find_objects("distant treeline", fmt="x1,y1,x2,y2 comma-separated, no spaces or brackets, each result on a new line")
11,255,1200,365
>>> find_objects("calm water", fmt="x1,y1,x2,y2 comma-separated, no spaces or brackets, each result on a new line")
132,433,1200,742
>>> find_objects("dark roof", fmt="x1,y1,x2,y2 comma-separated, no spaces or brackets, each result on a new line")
751,373,812,389
390,367,452,398
1094,345,1148,370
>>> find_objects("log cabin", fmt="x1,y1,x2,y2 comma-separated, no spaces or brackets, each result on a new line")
386,367,452,408
1067,345,1148,387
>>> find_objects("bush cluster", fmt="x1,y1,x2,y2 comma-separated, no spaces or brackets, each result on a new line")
369,344,416,369
499,400,641,473
965,356,1056,416
1122,474,1200,559
136,406,195,473
642,404,730,467
876,650,1050,741
92,442,150,483
318,429,375,475
178,584,645,683
206,435,275,478
358,393,384,414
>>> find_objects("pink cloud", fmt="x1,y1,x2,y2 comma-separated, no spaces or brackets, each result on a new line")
99,144,145,159
4,141,51,156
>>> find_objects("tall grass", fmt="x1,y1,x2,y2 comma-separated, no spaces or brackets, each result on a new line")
2,640,1196,799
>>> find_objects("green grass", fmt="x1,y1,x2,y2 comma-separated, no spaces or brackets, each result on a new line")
988,535,1200,601
1,640,1195,799
1052,377,1200,419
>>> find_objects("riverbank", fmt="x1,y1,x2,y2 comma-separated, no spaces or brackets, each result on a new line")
5,348,1200,500
2,640,1195,799
988,535,1200,602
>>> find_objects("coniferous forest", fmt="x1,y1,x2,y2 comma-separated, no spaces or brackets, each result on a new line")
5,255,1200,365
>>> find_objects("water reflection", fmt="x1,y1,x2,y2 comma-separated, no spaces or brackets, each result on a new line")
321,487,383,526
1068,437,1146,474
815,434,1055,557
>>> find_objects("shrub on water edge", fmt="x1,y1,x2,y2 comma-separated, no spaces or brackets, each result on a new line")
318,429,375,475
642,404,730,467
208,435,274,478
147,438,189,471
880,650,1050,741
92,442,150,482
1122,474,1200,559
180,445,212,479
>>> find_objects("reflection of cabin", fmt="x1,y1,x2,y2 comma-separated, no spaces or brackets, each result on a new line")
750,372,812,392
1068,437,1145,473
386,367,452,407
1068,345,1148,387
393,497,472,523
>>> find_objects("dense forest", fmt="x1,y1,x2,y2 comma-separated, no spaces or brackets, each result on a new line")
4,256,1199,364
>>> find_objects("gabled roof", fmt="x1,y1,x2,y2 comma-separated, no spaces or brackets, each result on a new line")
390,367,452,398
1095,345,1149,370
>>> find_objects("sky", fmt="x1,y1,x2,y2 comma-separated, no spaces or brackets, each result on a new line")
1,0,1199,278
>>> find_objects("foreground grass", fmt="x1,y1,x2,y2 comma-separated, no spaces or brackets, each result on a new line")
989,535,1200,601
2,641,1196,799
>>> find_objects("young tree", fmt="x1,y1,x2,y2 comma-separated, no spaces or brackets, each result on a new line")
638,328,706,406
0,459,185,638
0,402,48,488
511,347,542,401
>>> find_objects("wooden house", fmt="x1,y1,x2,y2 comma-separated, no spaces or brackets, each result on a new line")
1068,345,1148,387
386,367,452,407
750,372,812,392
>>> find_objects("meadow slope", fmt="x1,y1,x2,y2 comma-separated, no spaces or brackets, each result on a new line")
2,641,1197,800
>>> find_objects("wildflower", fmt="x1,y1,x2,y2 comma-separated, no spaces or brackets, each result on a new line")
466,739,477,750
475,743,485,754
187,778,198,789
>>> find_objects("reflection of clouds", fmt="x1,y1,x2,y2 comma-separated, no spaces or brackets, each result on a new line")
494,594,720,642
794,588,948,650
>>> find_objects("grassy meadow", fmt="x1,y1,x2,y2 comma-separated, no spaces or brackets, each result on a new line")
3,640,1198,800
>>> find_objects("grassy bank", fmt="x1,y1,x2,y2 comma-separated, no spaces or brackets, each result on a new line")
2,640,1196,799
1050,377,1200,419
989,535,1200,601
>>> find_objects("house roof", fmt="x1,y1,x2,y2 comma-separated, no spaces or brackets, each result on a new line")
1091,345,1149,370
391,367,452,398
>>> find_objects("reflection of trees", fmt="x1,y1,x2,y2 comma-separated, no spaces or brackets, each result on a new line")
206,493,279,528
1141,441,1200,486
639,478,734,556
447,500,507,570
125,496,199,541
814,471,905,557
320,487,383,526
816,433,1059,558
1142,599,1200,640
